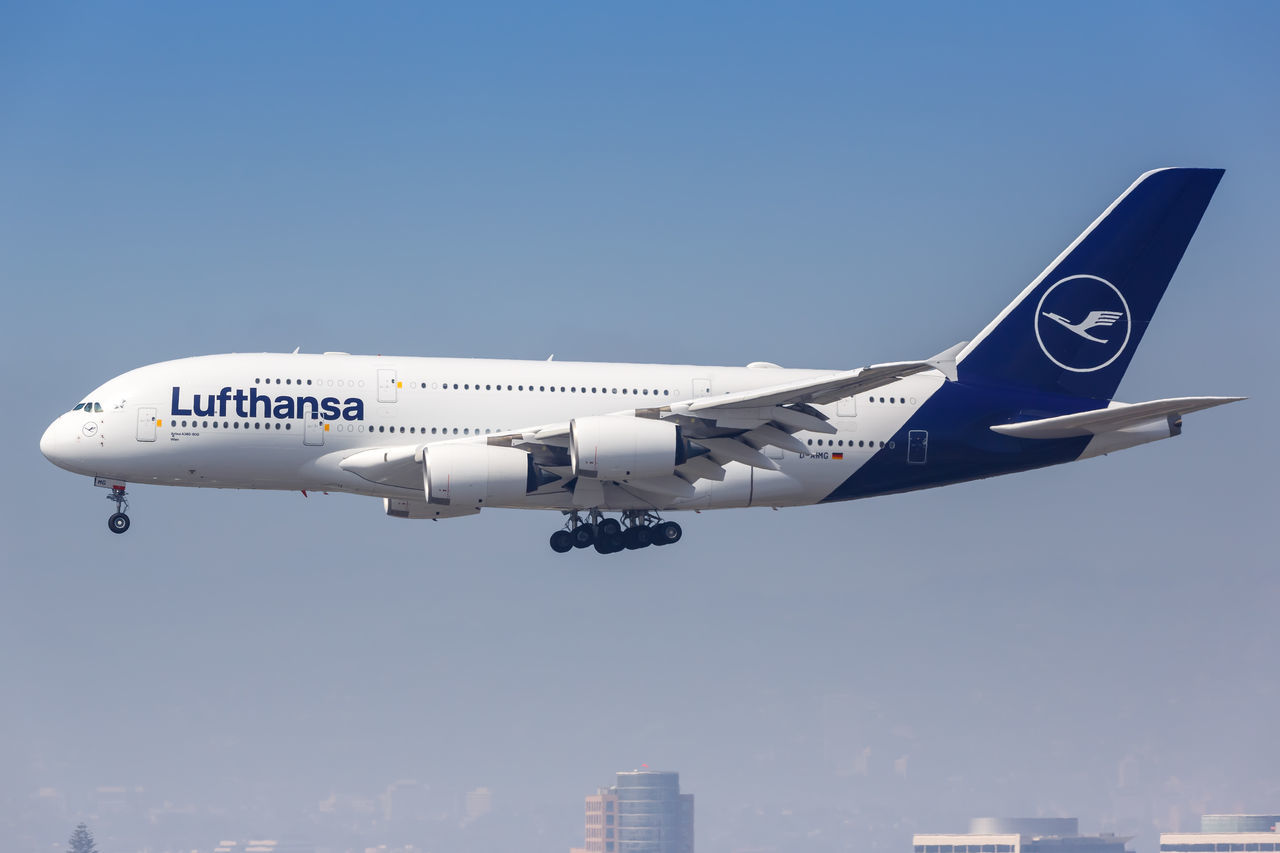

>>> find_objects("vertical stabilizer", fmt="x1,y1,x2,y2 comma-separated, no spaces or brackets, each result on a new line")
957,168,1223,400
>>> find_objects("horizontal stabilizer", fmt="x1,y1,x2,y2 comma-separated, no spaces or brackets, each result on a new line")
991,396,1244,439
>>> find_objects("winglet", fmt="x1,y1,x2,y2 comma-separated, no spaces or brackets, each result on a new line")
926,341,967,382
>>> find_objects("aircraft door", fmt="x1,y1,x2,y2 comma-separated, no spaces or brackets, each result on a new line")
304,413,326,446
377,369,398,403
907,430,928,464
693,378,712,398
837,396,857,417
136,407,157,442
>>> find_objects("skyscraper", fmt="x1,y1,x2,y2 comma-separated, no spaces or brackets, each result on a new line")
572,770,693,853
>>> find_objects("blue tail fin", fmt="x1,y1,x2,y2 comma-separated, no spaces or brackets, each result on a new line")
957,168,1224,401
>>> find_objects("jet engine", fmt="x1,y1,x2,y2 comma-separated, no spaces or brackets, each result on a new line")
423,444,537,507
569,416,684,480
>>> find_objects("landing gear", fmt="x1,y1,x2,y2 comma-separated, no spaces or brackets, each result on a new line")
571,523,596,549
549,529,573,553
106,485,131,534
548,510,682,555
651,520,683,546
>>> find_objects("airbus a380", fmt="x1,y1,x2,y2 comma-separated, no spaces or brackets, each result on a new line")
41,168,1243,554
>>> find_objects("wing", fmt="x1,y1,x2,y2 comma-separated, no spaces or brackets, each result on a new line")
502,342,965,503
1082,310,1123,330
339,343,965,509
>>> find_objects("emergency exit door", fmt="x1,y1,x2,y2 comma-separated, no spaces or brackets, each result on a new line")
136,407,157,441
378,369,398,403
304,413,326,446
907,430,928,464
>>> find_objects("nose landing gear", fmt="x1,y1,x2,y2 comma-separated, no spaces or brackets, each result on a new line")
548,510,682,555
106,484,131,534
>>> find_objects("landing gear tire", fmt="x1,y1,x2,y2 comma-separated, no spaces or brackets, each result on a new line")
598,518,622,538
549,530,573,553
571,524,596,549
108,512,131,534
623,526,653,550
652,521,682,546
594,532,625,555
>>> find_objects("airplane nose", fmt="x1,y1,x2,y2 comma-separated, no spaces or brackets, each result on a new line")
40,417,71,468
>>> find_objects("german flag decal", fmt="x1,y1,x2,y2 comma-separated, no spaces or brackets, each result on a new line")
832,452,844,460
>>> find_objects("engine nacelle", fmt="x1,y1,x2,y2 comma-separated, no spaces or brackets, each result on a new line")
570,416,683,480
423,444,535,507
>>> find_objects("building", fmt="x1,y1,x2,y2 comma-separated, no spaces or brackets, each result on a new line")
464,786,493,824
573,770,694,853
914,818,1132,853
1160,814,1280,852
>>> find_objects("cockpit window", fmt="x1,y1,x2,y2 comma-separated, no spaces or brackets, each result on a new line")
93,403,103,413
72,403,85,411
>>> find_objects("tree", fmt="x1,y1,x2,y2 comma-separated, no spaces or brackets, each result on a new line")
68,822,97,853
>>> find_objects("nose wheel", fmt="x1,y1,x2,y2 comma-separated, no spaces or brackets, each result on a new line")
106,485,131,534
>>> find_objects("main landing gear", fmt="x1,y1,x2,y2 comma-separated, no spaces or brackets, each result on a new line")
549,510,682,555
106,484,131,534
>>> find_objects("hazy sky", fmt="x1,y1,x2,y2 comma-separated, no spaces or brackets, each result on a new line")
2,3,1277,852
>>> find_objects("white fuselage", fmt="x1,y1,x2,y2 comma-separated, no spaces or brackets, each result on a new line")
40,352,941,512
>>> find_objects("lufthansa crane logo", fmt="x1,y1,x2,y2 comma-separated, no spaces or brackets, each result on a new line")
1034,275,1131,372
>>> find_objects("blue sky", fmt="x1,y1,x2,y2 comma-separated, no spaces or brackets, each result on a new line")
2,3,1277,852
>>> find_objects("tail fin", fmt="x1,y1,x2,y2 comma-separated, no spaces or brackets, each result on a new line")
956,167,1224,400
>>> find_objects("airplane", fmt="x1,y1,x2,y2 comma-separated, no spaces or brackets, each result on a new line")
40,167,1244,554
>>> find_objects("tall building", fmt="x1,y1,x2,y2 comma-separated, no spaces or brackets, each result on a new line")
573,770,694,853
1160,813,1280,851
464,786,493,824
913,818,1132,853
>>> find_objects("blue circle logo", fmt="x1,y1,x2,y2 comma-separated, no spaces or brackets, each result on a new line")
1034,275,1131,373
